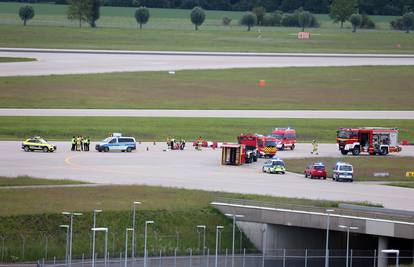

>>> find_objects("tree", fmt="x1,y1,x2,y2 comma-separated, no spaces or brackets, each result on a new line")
298,10,312,31
402,12,414,33
87,0,101,28
190,7,205,31
240,12,257,31
349,13,362,32
68,0,92,28
330,0,357,28
19,5,35,26
252,6,266,25
135,6,150,29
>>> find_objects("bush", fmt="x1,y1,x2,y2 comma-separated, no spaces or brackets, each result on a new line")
135,6,150,29
361,13,375,29
222,16,232,26
280,9,319,28
262,11,282,26
390,17,404,30
240,12,256,31
350,13,362,32
190,6,205,30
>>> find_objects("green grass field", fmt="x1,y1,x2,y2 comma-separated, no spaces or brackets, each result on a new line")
1,66,413,110
0,3,412,53
0,57,35,63
388,182,414,188
0,176,85,186
0,183,372,262
1,117,414,142
284,157,414,181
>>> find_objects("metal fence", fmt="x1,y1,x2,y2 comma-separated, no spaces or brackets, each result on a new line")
32,249,413,267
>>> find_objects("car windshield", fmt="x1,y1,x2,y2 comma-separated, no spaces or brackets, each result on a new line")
37,139,47,144
266,140,276,146
271,133,284,139
273,161,285,166
103,137,113,143
314,165,325,170
340,165,353,171
338,131,350,139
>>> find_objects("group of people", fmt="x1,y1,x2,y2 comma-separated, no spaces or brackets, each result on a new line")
166,137,186,150
71,136,91,151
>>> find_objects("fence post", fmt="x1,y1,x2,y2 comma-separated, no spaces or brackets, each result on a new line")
53,256,56,264
207,248,209,267
350,249,353,267
373,249,376,267
225,249,228,267
283,249,286,267
174,248,177,267
119,252,122,267
81,253,84,267
44,235,48,260
242,248,245,267
189,248,192,267
304,249,307,267
159,249,162,267
42,258,45,267
20,234,26,260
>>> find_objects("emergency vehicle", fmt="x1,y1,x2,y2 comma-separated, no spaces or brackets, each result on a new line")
95,133,136,152
337,127,402,156
262,158,286,174
270,128,296,150
237,134,258,163
256,135,277,158
22,136,56,152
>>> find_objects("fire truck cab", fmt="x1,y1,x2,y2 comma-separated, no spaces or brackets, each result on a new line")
270,128,296,151
256,135,277,158
337,127,402,156
237,134,258,163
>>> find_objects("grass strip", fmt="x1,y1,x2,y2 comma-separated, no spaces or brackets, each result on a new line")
0,175,86,187
0,117,413,142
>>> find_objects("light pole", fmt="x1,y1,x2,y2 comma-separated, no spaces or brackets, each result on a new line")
197,225,206,254
132,201,141,266
92,209,102,267
215,226,224,267
144,221,154,267
62,212,82,267
338,225,359,267
324,209,334,267
382,249,399,267
125,228,133,267
92,228,108,267
59,225,69,267
225,213,244,267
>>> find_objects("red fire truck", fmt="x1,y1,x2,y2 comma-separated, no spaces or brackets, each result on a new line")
270,128,297,150
337,127,402,156
237,134,259,163
256,135,278,158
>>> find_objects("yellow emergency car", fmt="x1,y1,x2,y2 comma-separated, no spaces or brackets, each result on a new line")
22,137,56,152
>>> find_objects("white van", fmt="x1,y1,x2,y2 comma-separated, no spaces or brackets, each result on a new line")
332,162,354,182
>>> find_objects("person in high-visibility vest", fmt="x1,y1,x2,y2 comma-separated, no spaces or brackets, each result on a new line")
85,137,90,151
71,136,76,151
311,140,319,155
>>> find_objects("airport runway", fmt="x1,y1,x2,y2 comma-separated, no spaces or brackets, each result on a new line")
1,109,414,119
1,141,414,211
1,48,414,77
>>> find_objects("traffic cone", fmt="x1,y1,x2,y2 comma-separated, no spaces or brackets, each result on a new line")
259,80,266,87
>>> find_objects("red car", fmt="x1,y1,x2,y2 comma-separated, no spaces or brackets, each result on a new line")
304,163,327,179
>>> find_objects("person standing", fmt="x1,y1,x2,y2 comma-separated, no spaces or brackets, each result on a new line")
76,136,81,151
71,136,76,151
85,136,90,151
311,140,319,155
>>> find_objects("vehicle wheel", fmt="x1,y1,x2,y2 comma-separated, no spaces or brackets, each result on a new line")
310,175,314,179
42,147,49,153
262,168,266,173
381,147,388,155
340,150,348,155
323,177,326,180
24,146,30,152
104,147,109,152
290,144,295,150
352,147,360,156
305,173,308,178
282,172,285,174
98,149,102,152
126,147,132,152
280,145,285,151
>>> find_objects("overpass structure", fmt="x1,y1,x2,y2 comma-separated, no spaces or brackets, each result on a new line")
212,198,414,267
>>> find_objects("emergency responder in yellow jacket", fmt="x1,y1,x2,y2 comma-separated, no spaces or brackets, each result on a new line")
84,136,90,151
311,140,319,155
71,136,76,151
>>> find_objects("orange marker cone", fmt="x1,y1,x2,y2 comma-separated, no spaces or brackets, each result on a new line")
259,80,266,87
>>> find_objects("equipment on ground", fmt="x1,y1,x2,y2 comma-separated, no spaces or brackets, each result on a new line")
221,144,246,165
270,128,296,151
337,127,402,156
262,158,286,174
22,136,56,153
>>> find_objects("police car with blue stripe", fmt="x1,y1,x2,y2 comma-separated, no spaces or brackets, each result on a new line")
96,133,136,152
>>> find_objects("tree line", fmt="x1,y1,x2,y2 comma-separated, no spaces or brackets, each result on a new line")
5,0,414,16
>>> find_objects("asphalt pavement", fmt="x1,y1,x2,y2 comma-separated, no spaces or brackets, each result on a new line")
1,141,414,211
1,48,414,77
1,109,414,119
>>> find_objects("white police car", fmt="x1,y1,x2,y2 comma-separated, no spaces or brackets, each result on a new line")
332,162,354,182
95,134,136,152
262,158,286,174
